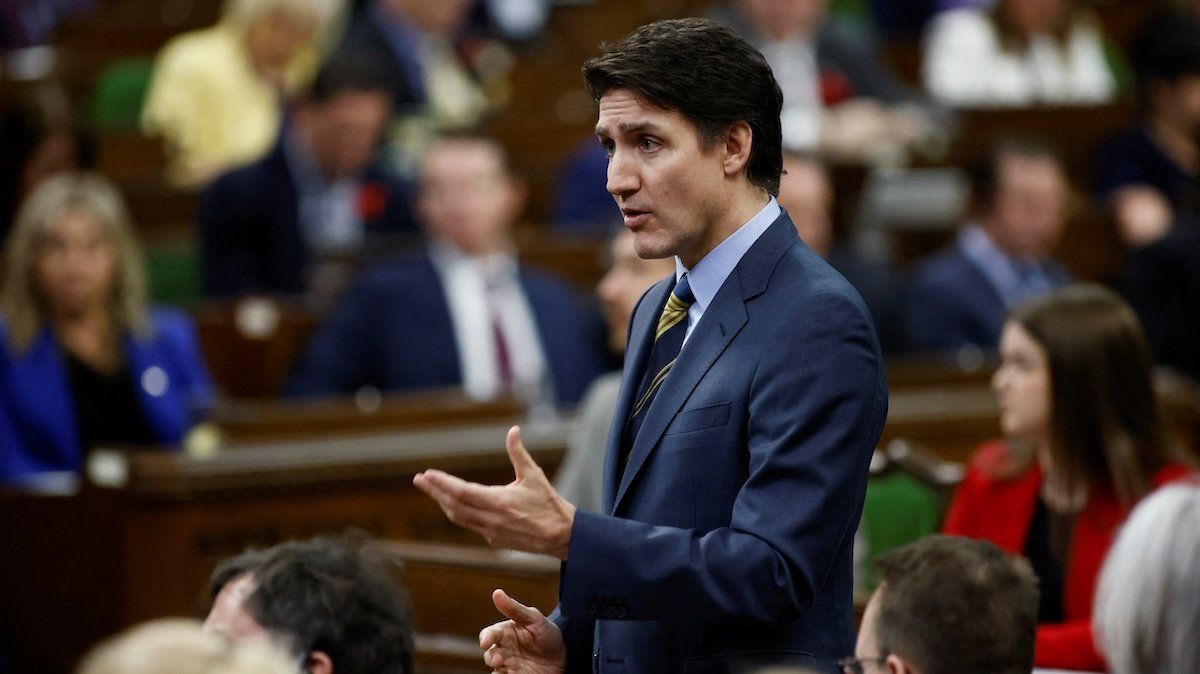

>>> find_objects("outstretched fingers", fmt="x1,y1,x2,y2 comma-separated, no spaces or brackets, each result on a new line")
413,471,506,531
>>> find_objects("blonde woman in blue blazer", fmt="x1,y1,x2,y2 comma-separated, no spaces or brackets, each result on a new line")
0,173,213,483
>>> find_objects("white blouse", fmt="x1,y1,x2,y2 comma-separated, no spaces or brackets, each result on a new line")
923,8,1117,107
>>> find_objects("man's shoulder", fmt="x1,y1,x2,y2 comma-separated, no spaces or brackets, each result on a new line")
518,265,585,301
910,243,978,289
204,146,288,198
355,252,438,288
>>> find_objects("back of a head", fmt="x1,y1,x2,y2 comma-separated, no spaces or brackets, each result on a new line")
582,17,784,196
873,535,1038,674
306,54,397,106
1095,481,1200,674
209,535,414,674
78,619,295,674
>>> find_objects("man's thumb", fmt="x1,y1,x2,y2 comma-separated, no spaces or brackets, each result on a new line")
492,588,542,626
506,425,540,481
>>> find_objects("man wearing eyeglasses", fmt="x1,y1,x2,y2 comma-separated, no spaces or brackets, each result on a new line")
843,535,1038,674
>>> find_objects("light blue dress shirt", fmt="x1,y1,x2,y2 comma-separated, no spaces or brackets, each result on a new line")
958,223,1062,308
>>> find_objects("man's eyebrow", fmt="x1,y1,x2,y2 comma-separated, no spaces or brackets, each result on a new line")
595,121,665,136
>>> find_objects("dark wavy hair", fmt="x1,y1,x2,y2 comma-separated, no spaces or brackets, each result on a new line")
582,17,784,196
209,534,413,674
874,535,1038,674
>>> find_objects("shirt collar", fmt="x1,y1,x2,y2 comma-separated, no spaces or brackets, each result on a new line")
958,223,1052,307
675,196,780,312
429,242,519,281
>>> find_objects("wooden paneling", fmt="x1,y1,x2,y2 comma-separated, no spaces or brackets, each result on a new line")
0,419,570,673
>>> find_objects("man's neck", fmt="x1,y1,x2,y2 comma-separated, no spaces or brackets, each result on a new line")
678,186,771,269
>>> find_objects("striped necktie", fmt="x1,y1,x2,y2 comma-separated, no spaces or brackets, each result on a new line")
622,274,696,461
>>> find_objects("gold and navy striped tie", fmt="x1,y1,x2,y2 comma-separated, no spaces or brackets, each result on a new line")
623,274,696,459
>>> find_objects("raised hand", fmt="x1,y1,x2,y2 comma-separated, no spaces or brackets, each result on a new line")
413,425,576,558
480,589,566,674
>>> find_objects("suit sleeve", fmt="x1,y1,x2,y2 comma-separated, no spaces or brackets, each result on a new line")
0,371,29,482
152,309,216,422
559,290,886,622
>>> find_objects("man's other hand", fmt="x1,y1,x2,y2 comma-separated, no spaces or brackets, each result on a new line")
413,425,577,559
480,589,566,674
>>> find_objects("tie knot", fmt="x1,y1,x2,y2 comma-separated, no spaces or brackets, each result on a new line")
672,274,695,307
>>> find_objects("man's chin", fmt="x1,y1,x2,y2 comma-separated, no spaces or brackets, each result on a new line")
631,238,673,261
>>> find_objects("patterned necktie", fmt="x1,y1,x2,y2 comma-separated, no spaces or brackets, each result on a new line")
622,274,696,461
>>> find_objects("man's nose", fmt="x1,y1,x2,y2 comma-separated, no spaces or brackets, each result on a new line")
606,150,639,196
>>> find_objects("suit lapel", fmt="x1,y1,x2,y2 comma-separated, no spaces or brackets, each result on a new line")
613,272,749,509
603,278,671,513
610,214,799,512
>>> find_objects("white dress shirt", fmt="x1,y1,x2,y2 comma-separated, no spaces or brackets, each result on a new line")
429,243,551,404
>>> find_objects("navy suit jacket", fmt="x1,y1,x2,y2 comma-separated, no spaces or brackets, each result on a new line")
198,135,418,297
285,252,610,406
905,243,1070,352
553,213,888,673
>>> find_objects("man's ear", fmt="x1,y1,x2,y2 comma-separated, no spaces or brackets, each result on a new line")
886,653,916,674
305,650,334,674
722,121,754,178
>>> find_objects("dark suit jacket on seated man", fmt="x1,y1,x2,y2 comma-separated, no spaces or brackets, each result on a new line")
906,138,1072,353
287,134,609,407
199,57,418,298
412,19,887,674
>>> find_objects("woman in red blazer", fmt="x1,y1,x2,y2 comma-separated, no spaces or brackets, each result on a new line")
943,285,1195,671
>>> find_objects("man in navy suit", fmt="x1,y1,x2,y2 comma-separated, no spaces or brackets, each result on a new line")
413,18,887,673
287,133,609,407
199,57,419,299
905,139,1072,353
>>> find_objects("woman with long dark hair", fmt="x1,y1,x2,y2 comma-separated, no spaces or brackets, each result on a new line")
943,284,1195,671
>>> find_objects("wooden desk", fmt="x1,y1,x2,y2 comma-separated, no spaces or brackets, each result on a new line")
0,420,568,673
212,390,523,443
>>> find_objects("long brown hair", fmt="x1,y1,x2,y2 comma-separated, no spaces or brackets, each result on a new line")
1010,285,1192,506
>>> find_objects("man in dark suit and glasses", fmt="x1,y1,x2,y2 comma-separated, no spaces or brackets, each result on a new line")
414,17,887,673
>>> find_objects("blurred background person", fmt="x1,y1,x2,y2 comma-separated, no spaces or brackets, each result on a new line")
204,534,413,674
779,152,905,353
710,0,937,164
941,284,1196,671
906,138,1071,353
1122,221,1200,384
1094,12,1200,249
849,535,1037,674
923,0,1119,107
334,0,493,173
199,56,417,300
141,0,340,189
554,228,673,513
0,173,213,484
0,81,93,242
77,618,296,674
1093,480,1200,674
286,133,608,407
